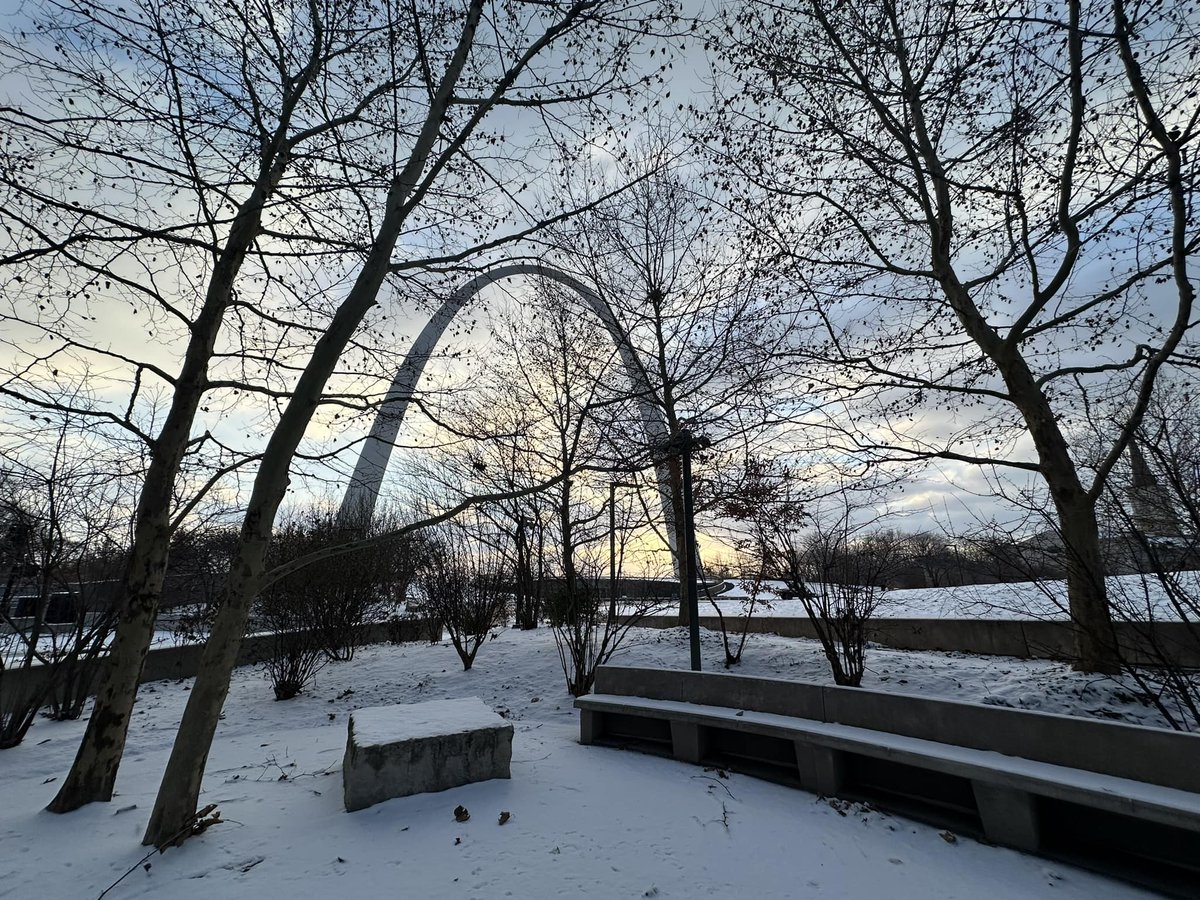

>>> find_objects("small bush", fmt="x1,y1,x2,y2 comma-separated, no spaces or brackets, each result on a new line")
416,525,507,671
768,517,907,687
255,587,327,701
251,506,427,698
548,563,663,697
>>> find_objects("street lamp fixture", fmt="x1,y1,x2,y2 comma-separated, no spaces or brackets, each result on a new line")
608,481,639,621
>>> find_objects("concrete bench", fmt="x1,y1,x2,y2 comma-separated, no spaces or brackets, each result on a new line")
344,697,513,812
576,666,1200,896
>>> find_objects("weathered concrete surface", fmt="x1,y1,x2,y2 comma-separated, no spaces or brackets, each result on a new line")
972,782,1041,852
630,616,1200,667
343,697,513,812
592,664,1200,792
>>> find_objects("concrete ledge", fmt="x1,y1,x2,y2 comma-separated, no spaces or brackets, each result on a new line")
628,616,1200,668
592,665,1200,792
578,668,1200,895
343,697,513,812
1,618,435,715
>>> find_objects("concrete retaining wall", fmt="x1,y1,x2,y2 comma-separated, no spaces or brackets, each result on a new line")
593,664,1200,792
1,618,434,715
632,615,1200,668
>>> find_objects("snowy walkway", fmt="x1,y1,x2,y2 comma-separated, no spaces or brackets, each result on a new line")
0,627,1158,899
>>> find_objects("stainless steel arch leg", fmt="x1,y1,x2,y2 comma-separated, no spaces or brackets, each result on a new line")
338,263,678,565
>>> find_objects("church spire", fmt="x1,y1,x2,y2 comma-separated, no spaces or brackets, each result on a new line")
1126,440,1182,537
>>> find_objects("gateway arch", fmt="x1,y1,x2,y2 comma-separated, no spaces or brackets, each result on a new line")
338,262,677,556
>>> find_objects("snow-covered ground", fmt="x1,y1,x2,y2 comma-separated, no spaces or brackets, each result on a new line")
710,570,1200,621
0,626,1165,899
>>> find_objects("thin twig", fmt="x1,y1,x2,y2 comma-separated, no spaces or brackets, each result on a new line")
96,804,221,899
691,774,736,800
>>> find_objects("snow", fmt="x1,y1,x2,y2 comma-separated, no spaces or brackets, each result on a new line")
708,571,1200,621
0,625,1165,899
350,697,507,745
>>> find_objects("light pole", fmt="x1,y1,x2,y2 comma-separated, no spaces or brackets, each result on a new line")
652,427,711,672
608,481,638,621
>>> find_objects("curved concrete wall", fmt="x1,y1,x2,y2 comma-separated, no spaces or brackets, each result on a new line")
632,615,1200,668
593,664,1200,792
1,619,433,715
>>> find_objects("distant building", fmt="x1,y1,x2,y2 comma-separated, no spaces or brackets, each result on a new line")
1126,440,1184,538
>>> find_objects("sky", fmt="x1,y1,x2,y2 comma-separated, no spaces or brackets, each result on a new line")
1,0,1196,562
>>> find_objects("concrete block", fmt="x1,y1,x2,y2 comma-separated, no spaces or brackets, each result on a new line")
670,720,707,763
580,708,602,745
343,697,513,812
793,740,820,792
973,782,1040,852
794,739,843,795
809,744,844,796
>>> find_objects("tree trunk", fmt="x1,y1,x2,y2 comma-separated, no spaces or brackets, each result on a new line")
141,512,273,844
933,259,1122,673
46,337,224,811
142,241,396,845
1002,376,1121,673
1050,486,1121,674
143,3,484,844
47,176,278,813
997,384,1120,673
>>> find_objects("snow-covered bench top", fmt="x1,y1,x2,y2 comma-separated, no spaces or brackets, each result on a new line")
350,697,509,746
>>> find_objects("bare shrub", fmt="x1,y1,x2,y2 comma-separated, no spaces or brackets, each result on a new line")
706,567,773,669
765,489,908,687
710,456,798,667
43,578,122,721
416,525,508,671
259,625,326,702
553,583,663,696
165,526,242,645
252,518,333,701
254,506,422,675
1,421,131,745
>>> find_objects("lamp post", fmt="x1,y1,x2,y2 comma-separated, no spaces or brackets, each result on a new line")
652,427,711,672
608,481,638,621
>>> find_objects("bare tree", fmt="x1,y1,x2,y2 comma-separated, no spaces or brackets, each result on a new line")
0,408,135,746
763,483,908,687
414,285,626,630
409,278,661,691
1,0,424,812
548,154,789,624
707,454,800,667
140,0,676,846
716,0,1198,672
